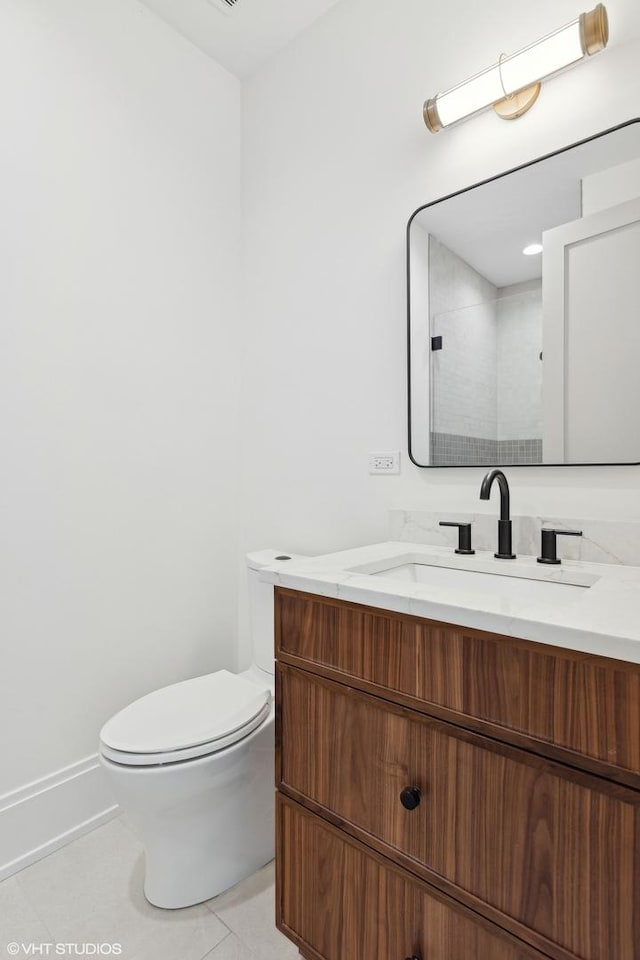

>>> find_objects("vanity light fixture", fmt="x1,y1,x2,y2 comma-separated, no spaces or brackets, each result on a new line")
423,3,608,133
523,243,543,255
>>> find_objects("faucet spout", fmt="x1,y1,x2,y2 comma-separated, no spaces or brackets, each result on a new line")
479,468,511,521
479,469,516,559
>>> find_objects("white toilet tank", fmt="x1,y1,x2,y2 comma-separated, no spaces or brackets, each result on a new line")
246,550,304,675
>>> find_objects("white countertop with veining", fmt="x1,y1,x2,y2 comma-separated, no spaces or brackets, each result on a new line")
261,541,640,664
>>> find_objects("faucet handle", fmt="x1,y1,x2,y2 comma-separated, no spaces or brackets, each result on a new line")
439,521,475,555
537,528,583,565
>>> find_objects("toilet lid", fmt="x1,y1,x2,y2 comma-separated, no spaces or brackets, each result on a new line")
100,670,271,757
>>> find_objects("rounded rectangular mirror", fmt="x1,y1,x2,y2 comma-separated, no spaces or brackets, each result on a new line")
408,119,640,467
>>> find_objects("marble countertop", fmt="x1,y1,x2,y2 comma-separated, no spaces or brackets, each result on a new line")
261,541,640,664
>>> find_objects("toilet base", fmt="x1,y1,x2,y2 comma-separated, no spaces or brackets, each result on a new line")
101,708,275,909
144,846,274,910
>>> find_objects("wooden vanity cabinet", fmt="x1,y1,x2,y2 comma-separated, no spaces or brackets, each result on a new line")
278,795,544,960
274,588,640,960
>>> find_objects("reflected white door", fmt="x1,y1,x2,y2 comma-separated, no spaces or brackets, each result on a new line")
542,197,640,463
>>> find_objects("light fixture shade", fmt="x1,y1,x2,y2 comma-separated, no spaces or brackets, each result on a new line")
433,65,504,129
424,4,608,133
500,22,585,94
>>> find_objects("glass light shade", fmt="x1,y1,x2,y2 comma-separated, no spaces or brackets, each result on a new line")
436,65,504,128
500,22,584,94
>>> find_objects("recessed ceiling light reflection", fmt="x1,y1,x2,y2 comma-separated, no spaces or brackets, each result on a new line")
523,243,543,255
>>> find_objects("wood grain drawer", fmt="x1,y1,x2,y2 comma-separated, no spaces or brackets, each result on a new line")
278,794,548,960
278,663,640,960
276,587,640,785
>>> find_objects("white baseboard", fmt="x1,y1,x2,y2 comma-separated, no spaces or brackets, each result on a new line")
0,755,119,881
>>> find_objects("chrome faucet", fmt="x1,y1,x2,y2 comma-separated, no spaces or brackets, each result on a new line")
479,469,516,559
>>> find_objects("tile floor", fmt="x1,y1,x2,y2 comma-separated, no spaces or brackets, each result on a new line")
0,817,299,960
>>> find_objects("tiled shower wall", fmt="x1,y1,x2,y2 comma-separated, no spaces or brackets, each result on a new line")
428,239,543,465
430,432,543,465
496,281,543,443
429,236,498,441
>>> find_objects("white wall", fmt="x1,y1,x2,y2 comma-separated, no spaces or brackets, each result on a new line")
0,0,242,846
583,155,640,213
239,0,640,659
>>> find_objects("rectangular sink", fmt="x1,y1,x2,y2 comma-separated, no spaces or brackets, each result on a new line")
364,560,595,607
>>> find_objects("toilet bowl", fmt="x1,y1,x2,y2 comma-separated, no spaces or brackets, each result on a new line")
99,550,297,909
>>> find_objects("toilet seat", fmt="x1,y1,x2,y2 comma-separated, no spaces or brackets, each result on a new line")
99,670,271,767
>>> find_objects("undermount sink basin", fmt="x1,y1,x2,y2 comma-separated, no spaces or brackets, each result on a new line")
365,560,595,607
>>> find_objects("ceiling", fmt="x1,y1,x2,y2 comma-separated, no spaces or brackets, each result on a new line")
137,0,343,77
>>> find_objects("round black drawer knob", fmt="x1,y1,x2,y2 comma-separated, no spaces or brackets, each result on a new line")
405,955,421,959
400,786,421,810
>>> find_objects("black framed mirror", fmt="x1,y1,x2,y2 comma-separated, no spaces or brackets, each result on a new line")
407,119,640,467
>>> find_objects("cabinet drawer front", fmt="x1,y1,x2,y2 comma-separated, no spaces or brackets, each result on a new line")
278,794,545,960
276,588,640,779
279,665,640,960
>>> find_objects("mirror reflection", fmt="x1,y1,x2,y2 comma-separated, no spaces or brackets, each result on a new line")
408,120,640,466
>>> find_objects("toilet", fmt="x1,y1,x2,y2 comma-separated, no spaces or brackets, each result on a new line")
99,550,297,910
